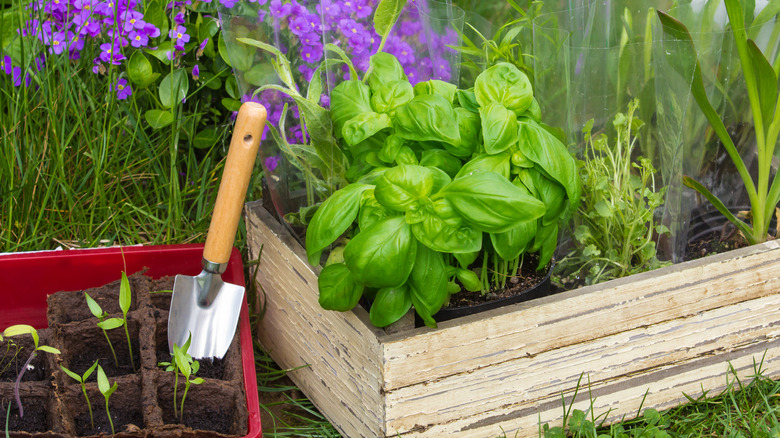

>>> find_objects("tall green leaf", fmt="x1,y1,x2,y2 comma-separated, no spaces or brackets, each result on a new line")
374,0,407,38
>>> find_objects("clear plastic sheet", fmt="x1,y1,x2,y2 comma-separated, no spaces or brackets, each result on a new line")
219,0,464,241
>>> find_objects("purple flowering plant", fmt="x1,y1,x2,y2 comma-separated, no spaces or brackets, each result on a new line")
0,0,248,152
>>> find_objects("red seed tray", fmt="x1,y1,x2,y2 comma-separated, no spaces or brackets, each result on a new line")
0,244,261,438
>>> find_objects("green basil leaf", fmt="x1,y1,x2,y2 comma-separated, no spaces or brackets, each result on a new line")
517,118,581,205
343,216,417,288
522,98,542,122
413,79,457,103
411,199,482,253
306,183,373,265
371,79,414,116
451,107,480,158
480,101,519,155
455,269,482,292
409,243,448,325
369,285,412,327
374,165,435,212
420,150,462,178
439,171,546,233
456,88,480,113
379,134,405,163
490,220,537,261
394,94,461,147
317,263,364,311
474,63,533,116
395,145,419,165
454,250,479,268
342,112,392,146
455,152,511,180
427,166,453,194
367,52,407,93
330,80,372,138
529,169,567,225
358,189,391,231
531,222,558,269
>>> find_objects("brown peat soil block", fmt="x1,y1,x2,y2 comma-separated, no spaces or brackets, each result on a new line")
0,329,54,383
153,370,248,437
47,272,150,325
0,381,63,437
2,274,249,437
59,375,144,437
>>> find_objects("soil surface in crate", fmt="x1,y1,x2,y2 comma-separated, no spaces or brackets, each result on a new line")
67,339,140,379
446,254,550,308
684,205,777,261
2,400,49,432
0,352,47,382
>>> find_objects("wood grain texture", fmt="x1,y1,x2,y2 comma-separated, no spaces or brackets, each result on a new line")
245,201,780,438
245,202,386,437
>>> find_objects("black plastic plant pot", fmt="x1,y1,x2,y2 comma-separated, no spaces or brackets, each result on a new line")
420,264,554,326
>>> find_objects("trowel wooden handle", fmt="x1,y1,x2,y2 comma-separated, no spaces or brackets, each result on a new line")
204,102,267,264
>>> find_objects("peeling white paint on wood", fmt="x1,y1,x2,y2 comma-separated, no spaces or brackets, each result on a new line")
246,201,780,438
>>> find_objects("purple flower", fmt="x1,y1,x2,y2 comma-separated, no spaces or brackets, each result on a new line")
2,56,12,75
50,30,74,55
269,0,291,18
219,0,238,8
389,40,414,65
192,64,199,79
316,0,340,18
299,32,319,47
300,43,322,64
339,19,370,51
99,40,125,65
120,9,145,32
399,20,422,36
73,11,102,37
265,155,280,172
354,0,372,19
174,12,185,25
288,15,309,37
111,78,132,99
319,94,330,108
404,66,419,84
144,22,161,38
128,30,149,47
169,25,190,50
298,64,314,81
257,9,267,21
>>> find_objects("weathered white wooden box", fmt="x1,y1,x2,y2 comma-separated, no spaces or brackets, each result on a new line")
245,200,780,438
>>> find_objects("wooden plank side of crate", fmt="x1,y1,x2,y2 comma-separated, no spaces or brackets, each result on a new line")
385,292,780,437
381,240,780,389
245,202,387,438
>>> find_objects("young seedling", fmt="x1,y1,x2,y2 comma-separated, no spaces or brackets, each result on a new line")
90,272,136,371
1,325,60,418
61,360,99,429
0,336,21,377
158,335,202,423
85,292,119,368
96,365,117,435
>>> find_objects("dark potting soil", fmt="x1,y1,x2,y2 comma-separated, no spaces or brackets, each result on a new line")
155,350,226,380
446,254,549,308
162,407,232,435
67,339,141,380
0,351,47,382
2,400,49,432
73,407,144,436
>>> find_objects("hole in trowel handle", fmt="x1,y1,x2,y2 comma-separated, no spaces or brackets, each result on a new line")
243,134,253,143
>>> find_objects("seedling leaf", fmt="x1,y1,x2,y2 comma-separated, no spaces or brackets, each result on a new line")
98,318,124,330
84,360,99,380
60,366,83,382
85,293,104,318
37,346,61,355
119,272,131,315
97,366,110,393
30,330,39,349
2,325,35,338
191,377,204,385
104,382,118,398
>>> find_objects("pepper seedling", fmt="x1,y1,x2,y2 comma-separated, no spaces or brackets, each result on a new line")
96,365,118,435
85,292,119,368
1,325,60,418
158,334,202,423
90,272,136,371
61,360,99,429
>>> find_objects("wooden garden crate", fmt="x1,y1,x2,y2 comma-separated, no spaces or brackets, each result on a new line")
245,200,780,438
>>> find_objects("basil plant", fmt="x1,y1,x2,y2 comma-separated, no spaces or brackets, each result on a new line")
306,53,580,328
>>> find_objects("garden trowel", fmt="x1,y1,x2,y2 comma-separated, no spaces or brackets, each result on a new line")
168,102,267,359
